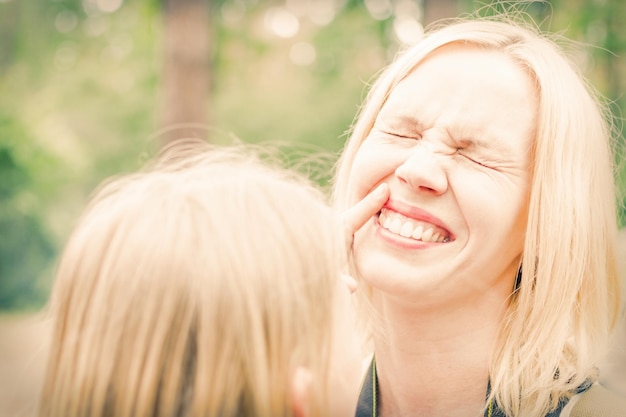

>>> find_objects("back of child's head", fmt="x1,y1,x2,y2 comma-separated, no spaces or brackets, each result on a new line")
39,141,347,417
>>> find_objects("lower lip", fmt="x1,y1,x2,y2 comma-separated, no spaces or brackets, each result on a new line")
374,216,442,250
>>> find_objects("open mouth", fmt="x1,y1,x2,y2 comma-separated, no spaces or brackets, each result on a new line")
378,208,451,243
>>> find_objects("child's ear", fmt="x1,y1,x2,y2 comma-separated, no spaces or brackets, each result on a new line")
340,273,358,294
291,366,313,417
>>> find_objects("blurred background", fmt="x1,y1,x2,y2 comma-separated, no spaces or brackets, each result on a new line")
0,0,625,416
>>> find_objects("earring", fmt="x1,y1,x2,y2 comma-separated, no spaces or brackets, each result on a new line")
513,265,522,291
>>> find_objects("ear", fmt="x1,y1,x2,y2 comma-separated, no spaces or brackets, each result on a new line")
340,273,358,294
291,366,313,417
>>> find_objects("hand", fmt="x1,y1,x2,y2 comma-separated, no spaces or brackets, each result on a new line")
342,183,389,248
340,183,389,292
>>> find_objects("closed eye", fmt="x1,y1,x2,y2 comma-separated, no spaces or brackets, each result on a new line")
457,150,492,169
379,130,421,142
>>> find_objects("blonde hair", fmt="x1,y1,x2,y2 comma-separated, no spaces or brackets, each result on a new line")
40,141,345,417
332,18,621,417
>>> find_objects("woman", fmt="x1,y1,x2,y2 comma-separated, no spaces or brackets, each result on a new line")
335,17,625,417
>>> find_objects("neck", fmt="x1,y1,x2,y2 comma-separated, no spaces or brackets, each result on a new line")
372,291,508,417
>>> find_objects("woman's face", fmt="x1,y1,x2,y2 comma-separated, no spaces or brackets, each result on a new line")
346,45,537,305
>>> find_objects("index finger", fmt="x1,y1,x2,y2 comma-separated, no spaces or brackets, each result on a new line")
342,183,389,242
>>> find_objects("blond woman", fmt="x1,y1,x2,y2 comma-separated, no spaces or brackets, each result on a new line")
333,16,626,417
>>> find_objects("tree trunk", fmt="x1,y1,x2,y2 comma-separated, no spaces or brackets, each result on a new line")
0,0,19,70
159,0,211,146
423,0,460,26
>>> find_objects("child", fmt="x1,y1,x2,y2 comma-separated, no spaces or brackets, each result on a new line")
38,141,366,417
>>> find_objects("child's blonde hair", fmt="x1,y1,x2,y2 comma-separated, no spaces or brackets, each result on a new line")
39,141,346,417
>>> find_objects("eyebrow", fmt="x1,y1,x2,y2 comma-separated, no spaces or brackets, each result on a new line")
377,114,424,133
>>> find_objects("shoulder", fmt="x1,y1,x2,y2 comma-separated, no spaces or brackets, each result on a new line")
565,383,626,417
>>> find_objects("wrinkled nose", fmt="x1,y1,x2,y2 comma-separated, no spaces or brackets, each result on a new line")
394,143,448,195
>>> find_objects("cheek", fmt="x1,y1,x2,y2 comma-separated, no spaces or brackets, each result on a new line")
455,176,529,245
347,144,402,203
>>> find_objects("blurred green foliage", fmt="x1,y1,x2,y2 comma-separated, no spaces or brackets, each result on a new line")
0,0,624,310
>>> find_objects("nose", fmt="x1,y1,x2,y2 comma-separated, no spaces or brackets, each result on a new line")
394,144,448,195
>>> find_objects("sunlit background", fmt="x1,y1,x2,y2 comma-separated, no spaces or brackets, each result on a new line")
1,0,625,415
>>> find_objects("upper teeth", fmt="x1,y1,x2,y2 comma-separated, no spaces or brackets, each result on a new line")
379,209,449,243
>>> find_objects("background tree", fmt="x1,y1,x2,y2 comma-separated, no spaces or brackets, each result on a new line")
424,0,459,25
159,0,212,144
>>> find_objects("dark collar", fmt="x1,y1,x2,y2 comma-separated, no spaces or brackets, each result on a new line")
355,357,586,417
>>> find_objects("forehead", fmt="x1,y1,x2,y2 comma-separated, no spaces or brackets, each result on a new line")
376,44,538,150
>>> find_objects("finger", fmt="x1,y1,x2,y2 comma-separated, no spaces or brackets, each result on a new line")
343,183,389,239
